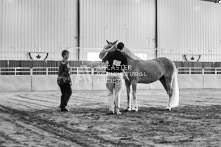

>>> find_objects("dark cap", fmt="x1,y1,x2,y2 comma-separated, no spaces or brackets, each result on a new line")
117,42,124,50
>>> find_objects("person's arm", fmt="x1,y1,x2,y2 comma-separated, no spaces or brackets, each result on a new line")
102,52,112,62
121,57,130,81
124,57,128,66
121,56,128,71
122,56,128,66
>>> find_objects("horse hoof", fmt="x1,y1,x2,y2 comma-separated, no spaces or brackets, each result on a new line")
124,108,131,112
132,107,138,112
166,107,171,111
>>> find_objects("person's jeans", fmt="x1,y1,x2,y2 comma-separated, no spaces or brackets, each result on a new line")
106,72,123,112
58,83,72,109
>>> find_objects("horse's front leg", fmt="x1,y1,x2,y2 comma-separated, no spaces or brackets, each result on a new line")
132,80,138,112
125,80,131,111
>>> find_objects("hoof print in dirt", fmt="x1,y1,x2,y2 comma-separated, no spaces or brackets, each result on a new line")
88,126,93,129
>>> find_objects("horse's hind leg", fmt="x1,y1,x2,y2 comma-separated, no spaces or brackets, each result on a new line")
160,76,172,110
125,80,131,111
131,80,138,112
159,76,168,92
164,77,173,110
160,76,173,96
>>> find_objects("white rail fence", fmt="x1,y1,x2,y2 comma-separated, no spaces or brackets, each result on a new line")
1,67,221,91
0,67,221,75
178,67,221,74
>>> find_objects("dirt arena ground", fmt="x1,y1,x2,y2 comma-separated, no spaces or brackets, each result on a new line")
0,89,221,147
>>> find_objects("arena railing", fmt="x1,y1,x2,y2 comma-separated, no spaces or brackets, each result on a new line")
32,67,58,75
93,67,106,75
177,67,221,74
0,67,32,75
177,67,203,74
1,67,221,75
31,67,93,75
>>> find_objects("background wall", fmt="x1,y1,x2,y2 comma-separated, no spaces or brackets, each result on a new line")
0,0,78,60
0,0,2,55
158,0,221,61
0,0,221,62
79,0,156,60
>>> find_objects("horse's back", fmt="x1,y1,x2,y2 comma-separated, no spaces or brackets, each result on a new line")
137,57,176,79
135,57,174,69
153,57,176,76
129,58,166,83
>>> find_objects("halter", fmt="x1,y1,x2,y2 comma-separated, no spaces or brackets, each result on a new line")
103,44,116,51
101,44,116,59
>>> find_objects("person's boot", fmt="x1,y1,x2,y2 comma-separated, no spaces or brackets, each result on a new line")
115,110,121,115
61,107,69,112
107,110,115,115
115,107,121,115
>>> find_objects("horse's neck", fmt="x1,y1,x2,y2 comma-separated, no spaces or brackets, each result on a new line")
121,52,136,68
123,47,141,60
121,48,142,71
126,56,135,66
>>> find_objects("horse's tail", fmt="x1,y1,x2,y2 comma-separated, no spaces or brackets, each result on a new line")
169,69,179,108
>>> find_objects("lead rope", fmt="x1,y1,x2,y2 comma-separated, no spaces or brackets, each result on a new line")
101,45,116,60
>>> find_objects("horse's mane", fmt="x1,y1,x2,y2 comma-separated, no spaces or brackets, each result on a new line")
101,45,142,61
122,47,142,60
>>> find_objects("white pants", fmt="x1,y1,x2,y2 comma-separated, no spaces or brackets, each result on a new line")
106,72,123,112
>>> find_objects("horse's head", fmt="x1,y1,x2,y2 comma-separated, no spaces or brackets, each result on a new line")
99,40,118,59
104,40,118,51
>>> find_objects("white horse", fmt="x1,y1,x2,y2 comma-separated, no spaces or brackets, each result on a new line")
100,40,179,111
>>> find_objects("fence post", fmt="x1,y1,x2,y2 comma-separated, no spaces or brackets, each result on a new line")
46,67,48,75
91,67,94,90
31,67,33,91
30,68,33,76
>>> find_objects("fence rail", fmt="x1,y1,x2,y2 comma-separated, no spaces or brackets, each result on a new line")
0,67,32,75
1,67,221,75
177,67,221,74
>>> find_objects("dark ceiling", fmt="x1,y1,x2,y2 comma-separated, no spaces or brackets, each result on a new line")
200,0,220,3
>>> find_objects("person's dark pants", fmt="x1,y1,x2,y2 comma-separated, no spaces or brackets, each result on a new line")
58,83,72,109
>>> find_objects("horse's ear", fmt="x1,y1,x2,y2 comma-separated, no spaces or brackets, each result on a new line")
114,40,118,44
106,40,110,44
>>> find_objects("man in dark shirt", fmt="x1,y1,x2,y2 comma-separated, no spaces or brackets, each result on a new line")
101,42,128,115
57,50,72,112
